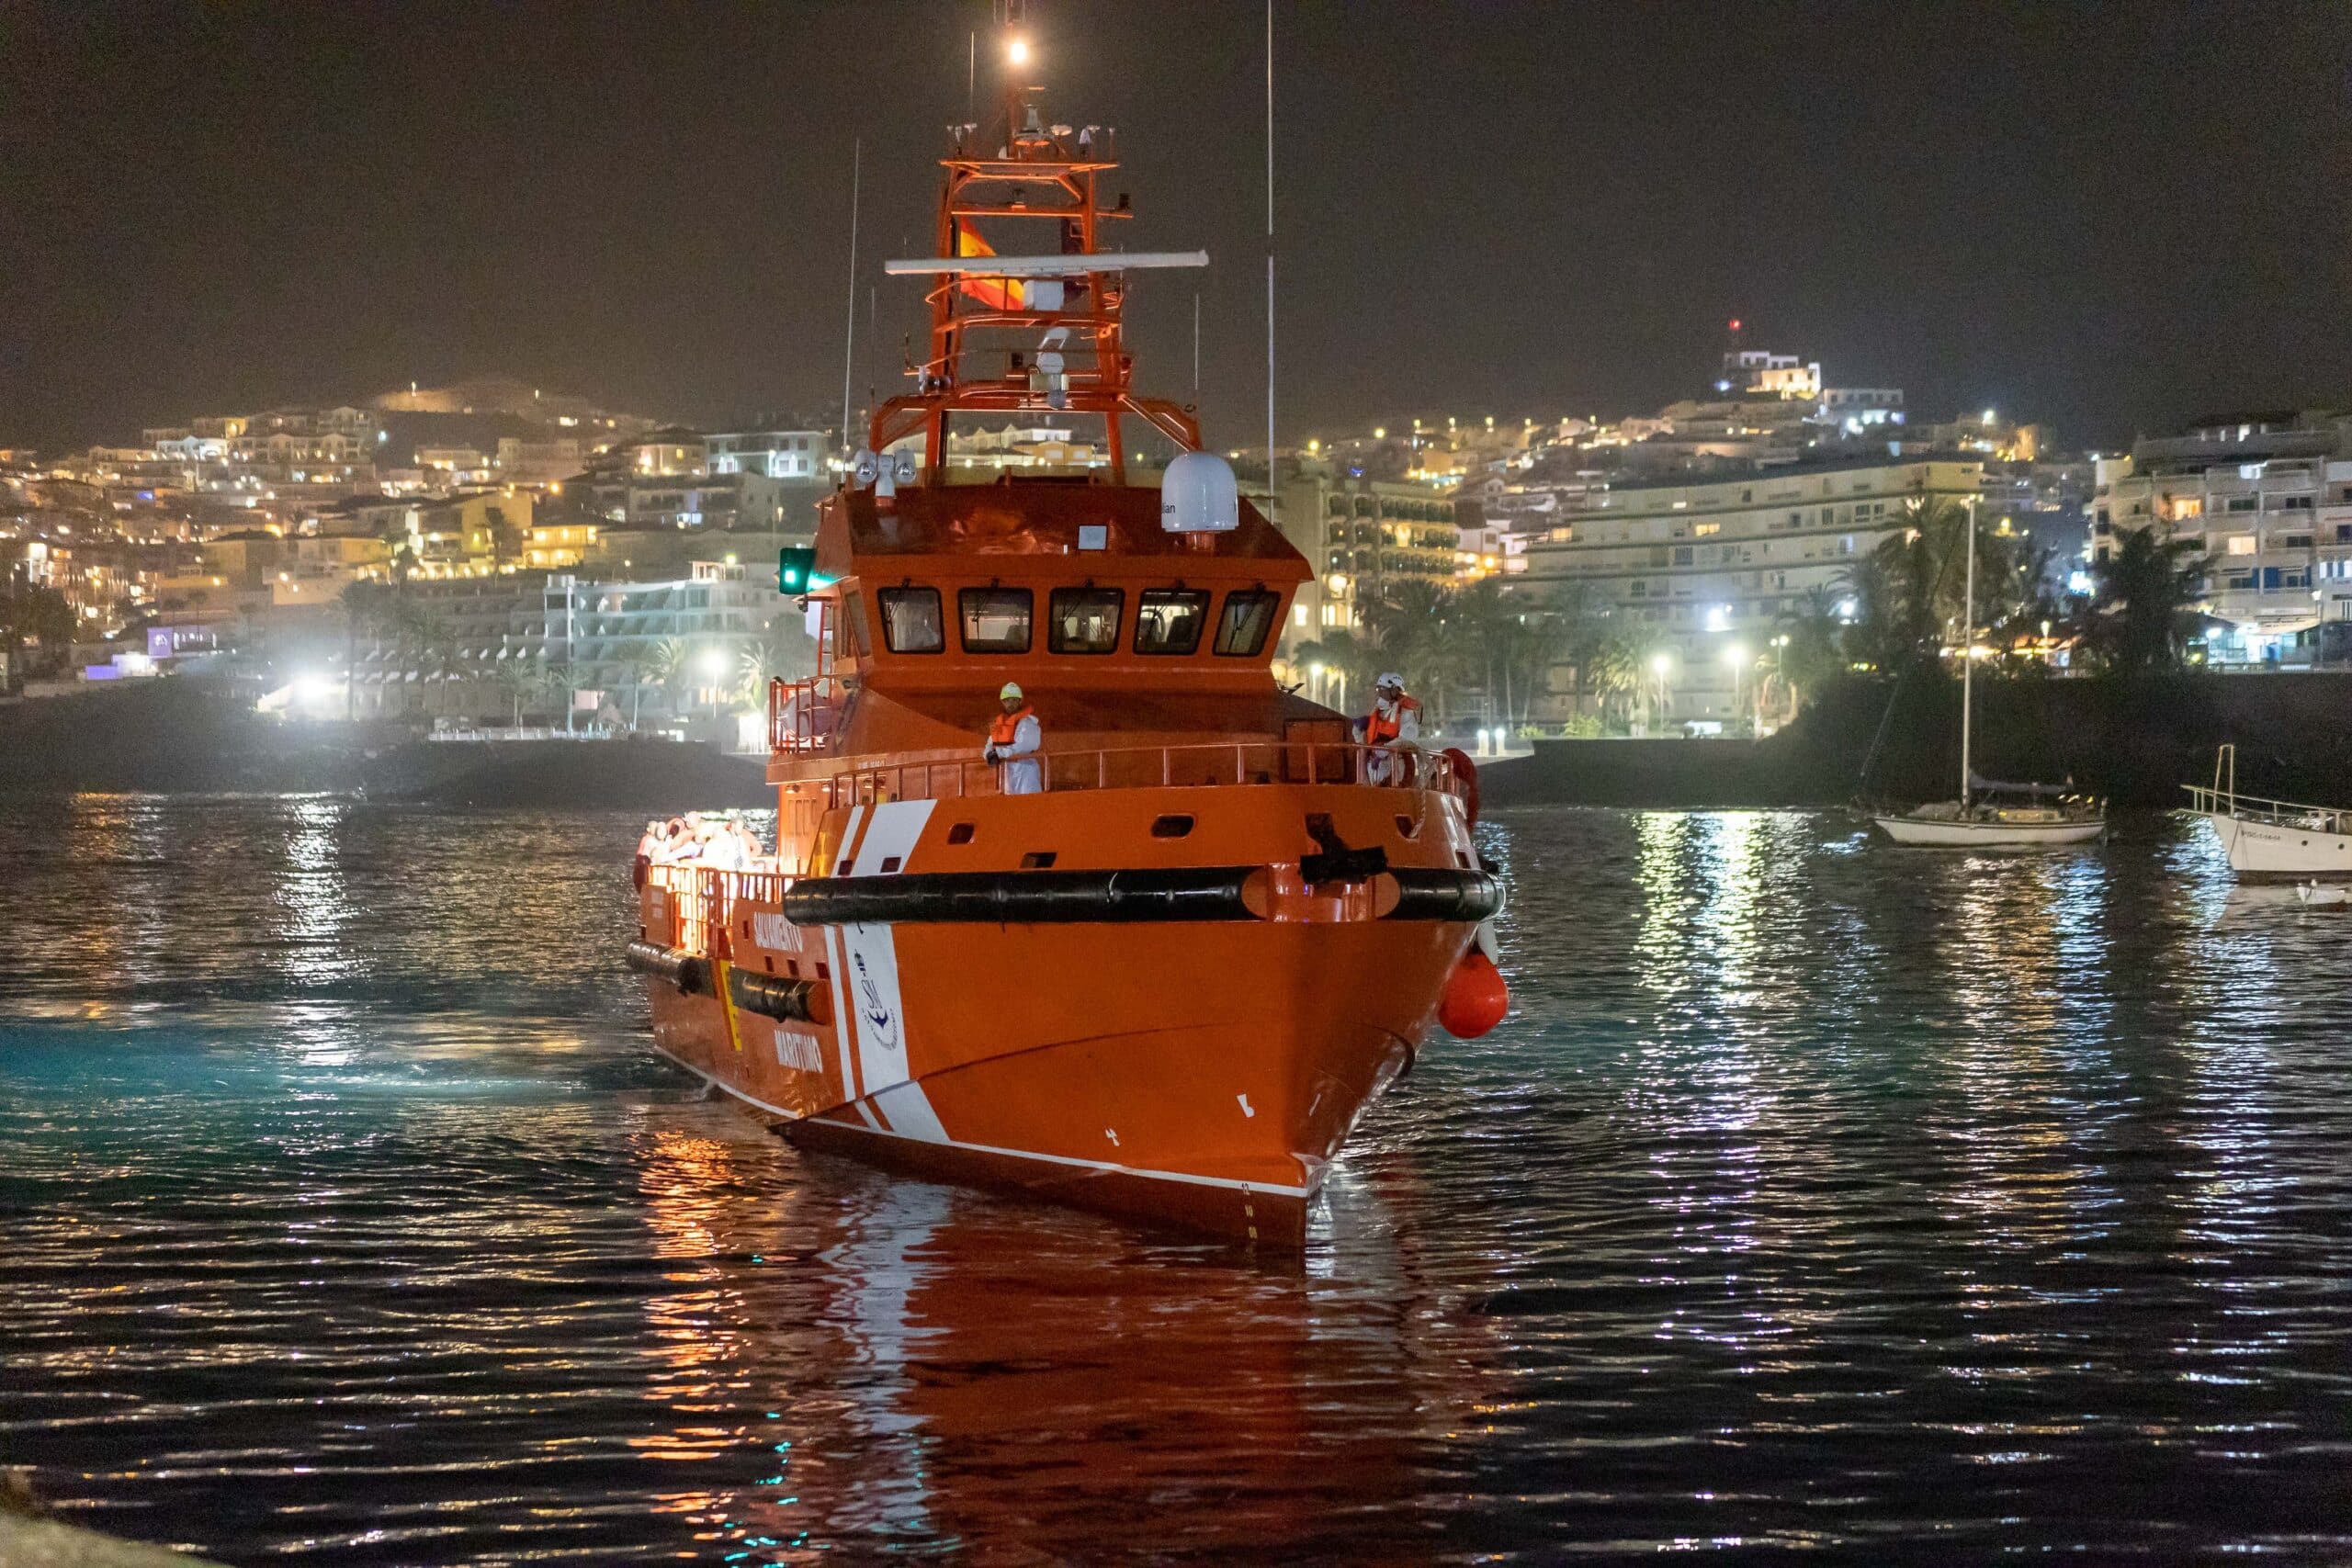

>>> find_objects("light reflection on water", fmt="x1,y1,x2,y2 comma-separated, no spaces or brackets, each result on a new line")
2,797,2349,1563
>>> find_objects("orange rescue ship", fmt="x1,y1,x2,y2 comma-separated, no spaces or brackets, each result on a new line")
629,42,1507,1246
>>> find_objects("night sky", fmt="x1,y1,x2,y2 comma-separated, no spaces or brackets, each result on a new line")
4,1,2347,454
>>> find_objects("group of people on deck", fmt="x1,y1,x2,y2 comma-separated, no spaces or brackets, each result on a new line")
974,672,1421,793
636,813,769,883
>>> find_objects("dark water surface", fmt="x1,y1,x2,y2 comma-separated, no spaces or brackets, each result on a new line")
3,797,2348,1563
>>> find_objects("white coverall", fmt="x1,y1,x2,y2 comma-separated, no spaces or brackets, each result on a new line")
988,713,1045,795
1355,694,1420,784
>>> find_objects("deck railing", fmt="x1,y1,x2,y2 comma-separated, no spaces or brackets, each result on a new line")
2182,784,2350,837
648,864,786,954
816,740,1464,810
770,675,852,755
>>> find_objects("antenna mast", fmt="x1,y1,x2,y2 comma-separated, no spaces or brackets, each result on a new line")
839,140,861,455
1264,0,1276,487
868,16,1207,480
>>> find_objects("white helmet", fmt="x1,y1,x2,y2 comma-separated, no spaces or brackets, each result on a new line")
1376,671,1405,691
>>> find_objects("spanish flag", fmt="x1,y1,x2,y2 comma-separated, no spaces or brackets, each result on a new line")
956,221,1024,311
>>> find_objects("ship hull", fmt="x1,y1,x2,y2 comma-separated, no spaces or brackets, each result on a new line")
641,885,1467,1243
2200,811,2352,878
1872,813,2105,847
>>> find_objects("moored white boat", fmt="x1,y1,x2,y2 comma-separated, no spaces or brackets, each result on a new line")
1868,497,2106,850
1873,797,2107,847
2187,745,2352,879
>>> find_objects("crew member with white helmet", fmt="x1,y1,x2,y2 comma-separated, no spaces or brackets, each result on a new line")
1354,671,1421,784
983,682,1045,795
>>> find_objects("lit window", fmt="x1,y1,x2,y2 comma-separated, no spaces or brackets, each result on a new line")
1047,587,1124,654
876,587,944,653
1213,590,1282,656
957,588,1032,653
1135,589,1211,654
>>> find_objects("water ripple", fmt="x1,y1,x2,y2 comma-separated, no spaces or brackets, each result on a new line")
1,799,2348,1562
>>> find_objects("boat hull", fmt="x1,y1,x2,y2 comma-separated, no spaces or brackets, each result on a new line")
2201,812,2352,878
1872,813,2105,847
646,919,1453,1245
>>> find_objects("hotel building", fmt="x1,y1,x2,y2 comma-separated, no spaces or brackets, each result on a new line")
1517,453,1984,726
2092,413,2352,666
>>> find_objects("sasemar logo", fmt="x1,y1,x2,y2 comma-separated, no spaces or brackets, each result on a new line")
853,950,899,1053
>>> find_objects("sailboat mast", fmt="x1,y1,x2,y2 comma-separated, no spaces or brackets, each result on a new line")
1960,496,1976,805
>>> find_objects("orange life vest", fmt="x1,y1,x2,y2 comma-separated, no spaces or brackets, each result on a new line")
989,705,1035,746
1362,694,1418,745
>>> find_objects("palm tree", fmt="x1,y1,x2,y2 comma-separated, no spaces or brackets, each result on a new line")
488,656,540,728
1363,580,1468,728
1984,540,2067,672
739,617,816,705
390,601,457,716
0,586,75,677
1583,632,1644,728
2085,525,2207,675
1445,578,1515,726
535,659,576,727
613,647,655,728
1294,629,1375,714
1502,610,1575,728
642,637,689,719
1775,586,1848,707
339,580,394,721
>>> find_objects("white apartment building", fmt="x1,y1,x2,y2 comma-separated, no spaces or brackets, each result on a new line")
2092,414,2352,666
351,561,781,723
1517,454,1984,725
707,428,829,480
495,436,583,484
548,559,781,719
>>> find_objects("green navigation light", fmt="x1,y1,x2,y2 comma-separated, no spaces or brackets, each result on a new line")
777,546,818,593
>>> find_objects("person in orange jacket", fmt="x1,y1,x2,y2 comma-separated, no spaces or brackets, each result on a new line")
1353,671,1420,784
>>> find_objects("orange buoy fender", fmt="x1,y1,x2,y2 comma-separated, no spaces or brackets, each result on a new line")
1438,950,1509,1039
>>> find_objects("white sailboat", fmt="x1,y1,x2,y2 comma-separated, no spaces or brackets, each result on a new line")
2185,744,2352,879
1872,498,2107,848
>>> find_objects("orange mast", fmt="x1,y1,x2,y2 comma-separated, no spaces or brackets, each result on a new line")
868,35,1204,482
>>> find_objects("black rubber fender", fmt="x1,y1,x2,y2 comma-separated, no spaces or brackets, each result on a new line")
625,939,712,996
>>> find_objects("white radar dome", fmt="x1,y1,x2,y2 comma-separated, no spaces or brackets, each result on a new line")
1160,450,1240,533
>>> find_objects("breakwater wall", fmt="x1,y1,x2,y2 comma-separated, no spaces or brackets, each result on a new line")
0,682,769,807
1483,672,2352,810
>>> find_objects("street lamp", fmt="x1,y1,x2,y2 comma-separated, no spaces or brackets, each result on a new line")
700,649,729,719
1645,651,1672,735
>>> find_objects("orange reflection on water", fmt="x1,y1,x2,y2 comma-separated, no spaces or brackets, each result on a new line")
621,1109,1483,1562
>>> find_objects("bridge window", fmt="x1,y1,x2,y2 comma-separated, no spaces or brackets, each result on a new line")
1135,589,1211,654
958,587,1032,653
876,587,944,653
1048,587,1124,654
1213,589,1281,656
837,593,871,658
